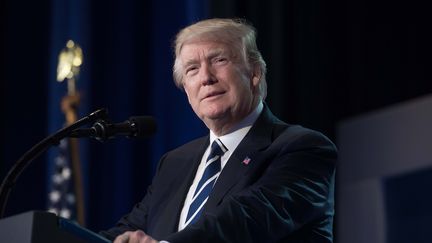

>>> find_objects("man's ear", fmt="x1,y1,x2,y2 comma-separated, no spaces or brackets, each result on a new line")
183,85,192,104
251,65,262,88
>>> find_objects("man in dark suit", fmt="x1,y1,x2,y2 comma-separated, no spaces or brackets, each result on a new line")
101,18,336,243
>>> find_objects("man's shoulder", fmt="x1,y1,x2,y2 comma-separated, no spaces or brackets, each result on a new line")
165,135,208,156
260,108,334,147
155,136,208,173
275,124,337,152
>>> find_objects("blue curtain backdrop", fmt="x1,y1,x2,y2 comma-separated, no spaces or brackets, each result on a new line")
83,0,209,231
1,0,208,232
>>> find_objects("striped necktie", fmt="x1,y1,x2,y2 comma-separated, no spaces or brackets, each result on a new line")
185,139,227,226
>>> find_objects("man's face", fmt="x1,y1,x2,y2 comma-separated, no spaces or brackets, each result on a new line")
179,41,260,131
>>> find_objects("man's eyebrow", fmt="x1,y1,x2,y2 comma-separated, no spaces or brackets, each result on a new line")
207,48,226,59
183,59,198,67
182,48,229,67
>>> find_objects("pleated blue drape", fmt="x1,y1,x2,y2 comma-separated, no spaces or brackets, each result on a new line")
47,0,208,231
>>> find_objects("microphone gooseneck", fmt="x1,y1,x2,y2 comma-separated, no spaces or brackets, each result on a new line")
0,109,156,218
69,116,157,141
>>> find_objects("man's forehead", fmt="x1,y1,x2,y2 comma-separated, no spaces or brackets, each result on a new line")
180,41,232,59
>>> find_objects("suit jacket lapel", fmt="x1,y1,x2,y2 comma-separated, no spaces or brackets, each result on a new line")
205,106,276,208
156,136,210,235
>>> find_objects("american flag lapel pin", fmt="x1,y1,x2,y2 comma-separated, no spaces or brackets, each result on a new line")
242,156,251,165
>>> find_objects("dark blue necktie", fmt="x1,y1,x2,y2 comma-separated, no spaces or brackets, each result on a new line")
185,139,227,226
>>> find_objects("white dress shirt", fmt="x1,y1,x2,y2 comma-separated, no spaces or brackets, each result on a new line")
177,102,263,231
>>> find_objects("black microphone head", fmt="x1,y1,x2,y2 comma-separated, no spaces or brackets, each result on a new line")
129,116,157,138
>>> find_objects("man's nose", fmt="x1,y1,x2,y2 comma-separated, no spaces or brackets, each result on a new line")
199,64,216,85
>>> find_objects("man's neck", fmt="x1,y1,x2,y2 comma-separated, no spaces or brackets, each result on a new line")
209,101,263,137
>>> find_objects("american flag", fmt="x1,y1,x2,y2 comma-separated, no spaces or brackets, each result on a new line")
47,138,76,220
242,156,251,165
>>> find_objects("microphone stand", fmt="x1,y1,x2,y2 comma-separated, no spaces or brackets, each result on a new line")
0,108,107,218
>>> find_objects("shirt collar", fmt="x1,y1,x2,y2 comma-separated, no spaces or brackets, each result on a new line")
209,102,263,153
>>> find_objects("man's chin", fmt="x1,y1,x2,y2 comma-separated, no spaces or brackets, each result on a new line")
202,111,227,121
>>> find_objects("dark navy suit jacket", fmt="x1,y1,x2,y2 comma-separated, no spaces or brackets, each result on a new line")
101,107,337,242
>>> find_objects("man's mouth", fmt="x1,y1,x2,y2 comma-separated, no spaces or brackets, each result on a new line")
203,91,225,100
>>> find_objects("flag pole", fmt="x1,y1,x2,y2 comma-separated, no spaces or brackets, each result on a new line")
56,40,86,226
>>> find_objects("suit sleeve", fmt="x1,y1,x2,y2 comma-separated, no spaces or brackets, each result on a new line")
165,131,337,243
99,153,168,241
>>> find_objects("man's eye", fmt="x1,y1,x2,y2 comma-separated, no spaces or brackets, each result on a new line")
215,57,227,63
186,67,198,75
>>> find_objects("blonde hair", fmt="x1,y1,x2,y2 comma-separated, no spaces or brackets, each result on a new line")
172,18,267,99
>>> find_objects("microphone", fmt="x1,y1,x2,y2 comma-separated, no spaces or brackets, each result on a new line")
70,116,157,141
